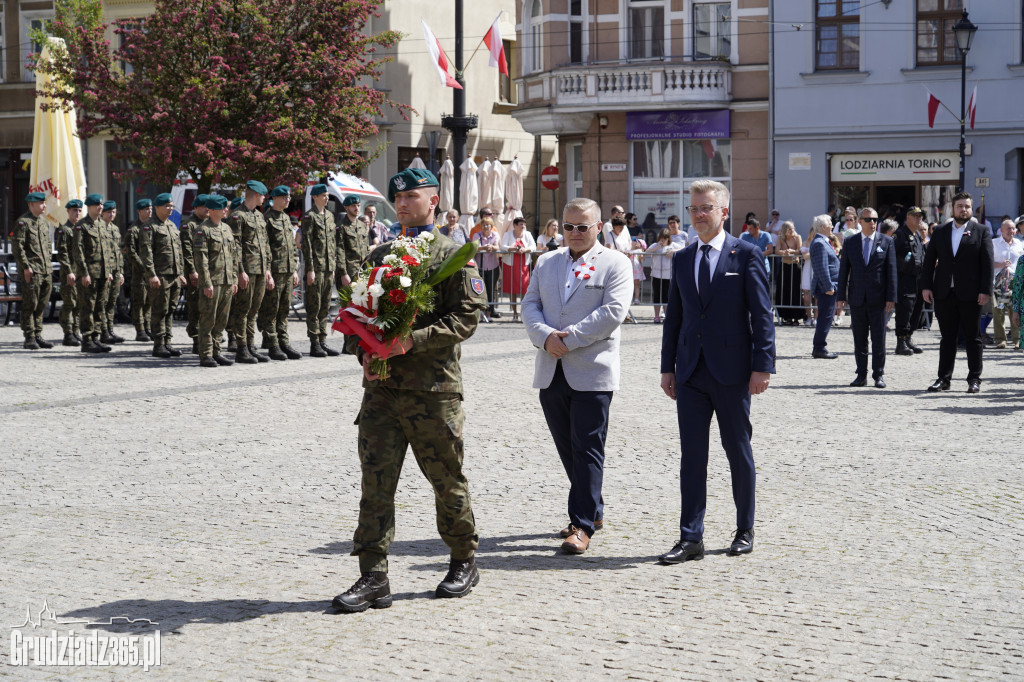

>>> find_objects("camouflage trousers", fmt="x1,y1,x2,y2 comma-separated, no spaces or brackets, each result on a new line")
352,387,478,573
78,277,109,339
130,274,151,333
103,274,121,332
149,276,181,344
58,270,79,335
198,284,232,359
304,272,332,341
184,283,199,338
230,273,266,345
258,271,294,347
19,273,51,339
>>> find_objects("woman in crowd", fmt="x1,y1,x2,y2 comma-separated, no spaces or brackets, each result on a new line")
539,218,562,251
645,228,682,323
801,219,826,326
500,218,536,322
775,220,805,325
1011,254,1024,350
438,208,460,237
624,214,648,304
473,218,501,320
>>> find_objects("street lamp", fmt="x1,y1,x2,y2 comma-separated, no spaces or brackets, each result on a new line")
951,9,977,192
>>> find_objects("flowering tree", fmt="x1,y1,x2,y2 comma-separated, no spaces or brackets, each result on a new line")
35,0,408,193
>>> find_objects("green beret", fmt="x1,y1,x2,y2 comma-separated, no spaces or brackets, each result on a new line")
387,168,438,202
153,193,173,207
342,194,361,206
135,199,152,211
246,180,268,195
270,185,291,198
205,195,229,210
26,191,46,203
65,199,84,209
85,193,104,206
193,194,209,207
310,184,328,197
101,200,117,212
230,197,243,209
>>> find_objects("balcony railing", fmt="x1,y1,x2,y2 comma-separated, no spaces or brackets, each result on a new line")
536,61,732,108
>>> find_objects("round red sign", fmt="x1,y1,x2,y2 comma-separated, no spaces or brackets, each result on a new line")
541,165,559,190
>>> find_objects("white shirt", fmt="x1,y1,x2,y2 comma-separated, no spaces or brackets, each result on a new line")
993,236,1024,275
951,222,968,257
670,232,687,247
692,229,727,293
564,248,595,303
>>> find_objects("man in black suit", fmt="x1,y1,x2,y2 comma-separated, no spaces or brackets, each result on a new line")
836,207,897,388
920,192,994,394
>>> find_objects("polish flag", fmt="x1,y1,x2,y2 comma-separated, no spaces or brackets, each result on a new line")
926,90,941,128
482,14,509,76
422,19,462,89
967,85,977,129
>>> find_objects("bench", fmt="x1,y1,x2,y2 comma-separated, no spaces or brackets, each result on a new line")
0,263,23,326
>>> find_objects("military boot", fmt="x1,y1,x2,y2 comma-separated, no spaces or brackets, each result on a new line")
267,345,288,361
235,344,258,364
23,337,40,350
214,353,234,366
62,332,81,347
72,330,83,343
435,557,480,599
35,336,54,349
309,339,327,358
135,329,150,342
227,336,238,353
100,329,118,345
895,335,913,356
248,342,269,363
320,337,340,356
261,334,270,349
332,572,392,613
906,334,924,354
81,337,105,353
200,356,219,368
281,343,303,360
165,341,182,357
152,342,172,359
94,335,112,352
110,330,126,344
191,338,199,354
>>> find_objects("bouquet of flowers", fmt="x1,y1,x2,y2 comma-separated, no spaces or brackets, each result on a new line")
333,232,478,380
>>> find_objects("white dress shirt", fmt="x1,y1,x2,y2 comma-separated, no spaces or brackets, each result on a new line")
692,229,727,293
951,222,968,257
993,236,1024,276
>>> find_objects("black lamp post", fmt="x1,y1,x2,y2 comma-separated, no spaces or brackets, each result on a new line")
951,9,978,193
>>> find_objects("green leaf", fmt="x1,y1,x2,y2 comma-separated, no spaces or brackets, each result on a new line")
425,242,479,287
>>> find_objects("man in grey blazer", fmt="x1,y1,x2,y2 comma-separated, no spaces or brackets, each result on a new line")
522,197,633,555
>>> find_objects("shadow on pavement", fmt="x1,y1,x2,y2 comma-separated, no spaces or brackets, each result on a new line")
59,599,328,634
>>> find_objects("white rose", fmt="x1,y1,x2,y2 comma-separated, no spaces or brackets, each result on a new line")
420,231,435,242
382,254,398,264
352,292,368,307
368,283,385,298
399,276,411,288
352,281,367,295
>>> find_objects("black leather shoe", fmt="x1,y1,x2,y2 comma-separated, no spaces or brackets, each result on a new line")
967,380,981,394
435,558,480,598
927,379,951,392
849,376,867,387
658,540,704,564
34,336,53,349
321,340,340,357
812,350,838,359
874,377,886,389
268,345,288,361
332,572,392,613
281,344,303,360
728,528,754,556
309,340,327,358
214,353,234,366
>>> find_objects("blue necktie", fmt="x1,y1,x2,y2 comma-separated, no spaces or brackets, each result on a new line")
863,236,872,265
699,244,712,306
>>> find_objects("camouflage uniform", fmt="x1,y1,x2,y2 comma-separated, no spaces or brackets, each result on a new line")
12,211,53,341
101,219,123,335
73,214,115,342
140,216,184,346
181,212,203,340
258,208,298,348
194,218,238,359
55,220,80,337
227,205,272,347
299,207,336,342
335,213,370,290
345,229,488,573
122,219,151,336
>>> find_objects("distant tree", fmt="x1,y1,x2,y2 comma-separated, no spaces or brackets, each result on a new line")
34,0,409,193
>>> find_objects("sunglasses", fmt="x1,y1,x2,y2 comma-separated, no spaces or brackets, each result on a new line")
861,217,878,223
562,222,596,232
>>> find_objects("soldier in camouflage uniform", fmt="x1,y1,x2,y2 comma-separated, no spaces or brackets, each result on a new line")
122,198,153,342
332,168,487,614
225,195,244,352
56,199,83,346
73,193,115,353
227,180,273,364
12,192,55,350
258,185,301,360
335,194,370,293
99,201,126,344
181,194,209,353
194,194,239,367
300,184,339,357
140,193,186,358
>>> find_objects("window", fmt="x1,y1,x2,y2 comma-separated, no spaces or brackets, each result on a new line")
21,11,54,82
815,0,860,70
568,143,583,200
694,3,731,61
397,147,444,175
629,1,664,60
527,0,543,74
633,141,681,179
0,10,6,83
119,20,146,76
499,40,515,102
569,0,583,65
916,0,964,66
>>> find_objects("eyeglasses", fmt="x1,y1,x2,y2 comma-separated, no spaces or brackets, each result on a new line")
861,217,878,223
685,205,723,215
562,221,596,232
481,212,493,216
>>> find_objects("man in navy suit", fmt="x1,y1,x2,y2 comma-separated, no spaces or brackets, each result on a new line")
658,180,775,563
836,207,897,388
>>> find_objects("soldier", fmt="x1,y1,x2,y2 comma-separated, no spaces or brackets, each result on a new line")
140,193,186,358
56,198,83,346
194,194,239,367
73,193,115,353
300,184,339,357
258,185,301,360
332,168,487,613
227,180,273,364
181,194,209,353
99,201,126,344
225,195,244,352
12,191,55,350
122,198,153,342
335,194,369,293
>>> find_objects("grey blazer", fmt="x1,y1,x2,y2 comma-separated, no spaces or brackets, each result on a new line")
522,244,633,391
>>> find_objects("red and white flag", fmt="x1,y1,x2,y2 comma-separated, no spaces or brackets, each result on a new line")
967,84,977,129
926,90,941,128
482,14,509,76
422,19,462,90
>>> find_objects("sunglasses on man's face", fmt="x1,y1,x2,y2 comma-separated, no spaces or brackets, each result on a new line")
562,222,596,232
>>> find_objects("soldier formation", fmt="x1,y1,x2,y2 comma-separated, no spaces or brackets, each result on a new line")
11,181,372,366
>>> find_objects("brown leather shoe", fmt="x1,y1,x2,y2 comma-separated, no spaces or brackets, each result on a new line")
559,517,603,538
560,526,590,554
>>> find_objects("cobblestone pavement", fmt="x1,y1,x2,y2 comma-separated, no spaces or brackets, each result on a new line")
1,313,1022,680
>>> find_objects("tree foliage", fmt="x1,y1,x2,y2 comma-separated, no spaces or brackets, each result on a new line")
35,0,409,193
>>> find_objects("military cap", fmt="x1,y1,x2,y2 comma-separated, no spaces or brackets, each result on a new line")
342,194,361,207
387,168,438,202
906,206,925,216
135,198,153,211
85,193,104,206
310,184,328,197
205,195,229,210
230,197,243,210
153,193,173,207
246,180,268,195
101,200,117,212
270,185,291,198
193,194,209,207
26,191,46,203
65,199,84,209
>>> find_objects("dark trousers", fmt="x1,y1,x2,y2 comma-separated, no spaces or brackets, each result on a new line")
850,303,887,378
895,276,923,337
934,292,983,382
675,356,755,542
538,362,612,537
813,291,835,352
481,267,499,311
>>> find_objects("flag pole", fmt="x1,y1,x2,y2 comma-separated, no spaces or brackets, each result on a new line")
461,10,503,74
921,85,961,122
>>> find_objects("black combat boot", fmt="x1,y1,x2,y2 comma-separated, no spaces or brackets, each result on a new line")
81,337,104,353
895,335,913,356
332,572,392,613
267,345,288,361
227,336,237,352
144,327,154,341
35,335,54,349
135,329,150,342
261,334,270,349
309,339,327,358
23,337,40,350
110,330,126,343
165,341,182,357
248,342,269,363
94,335,112,352
62,332,81,347
435,557,479,598
281,343,303,360
235,344,258,364
200,356,218,368
906,334,924,354
72,331,83,343
214,353,234,366
100,330,118,345
152,343,172,359
191,338,199,354
320,337,340,356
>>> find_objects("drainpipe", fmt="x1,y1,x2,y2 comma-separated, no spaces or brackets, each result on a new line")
767,1,775,214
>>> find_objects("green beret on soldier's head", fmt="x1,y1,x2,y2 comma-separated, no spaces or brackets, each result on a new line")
102,200,117,212
135,199,152,211
245,180,268,196
153,193,173,207
387,168,438,203
85,193,104,206
310,184,328,197
205,195,229,210
26,191,46,203
230,196,243,210
270,185,291,198
342,194,361,207
193,194,209,207
65,199,84,209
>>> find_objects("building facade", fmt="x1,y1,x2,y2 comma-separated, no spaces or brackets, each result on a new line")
772,1,1024,232
512,0,770,239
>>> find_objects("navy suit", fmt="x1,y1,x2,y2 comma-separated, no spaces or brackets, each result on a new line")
837,231,897,379
660,232,775,542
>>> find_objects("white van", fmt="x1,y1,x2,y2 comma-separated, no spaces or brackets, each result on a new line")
303,172,397,230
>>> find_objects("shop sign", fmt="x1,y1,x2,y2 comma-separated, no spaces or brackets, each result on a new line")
626,109,730,140
601,163,627,172
830,151,958,182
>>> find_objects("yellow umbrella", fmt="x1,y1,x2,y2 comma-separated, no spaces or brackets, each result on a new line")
30,37,87,229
